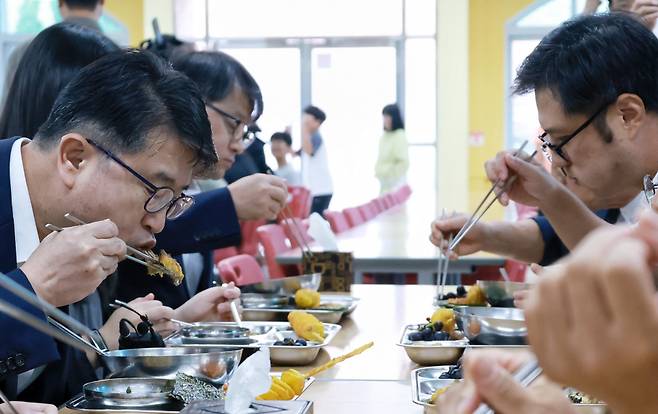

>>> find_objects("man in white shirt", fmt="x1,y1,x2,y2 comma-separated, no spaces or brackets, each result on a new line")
301,105,333,216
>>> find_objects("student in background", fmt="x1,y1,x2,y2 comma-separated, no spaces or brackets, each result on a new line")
375,103,409,194
301,105,333,215
271,131,301,185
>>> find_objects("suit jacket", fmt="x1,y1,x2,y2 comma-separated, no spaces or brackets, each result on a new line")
114,187,241,308
532,208,620,266
0,137,59,396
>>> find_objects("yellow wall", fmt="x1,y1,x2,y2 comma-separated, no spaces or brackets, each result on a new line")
104,0,145,47
468,0,533,218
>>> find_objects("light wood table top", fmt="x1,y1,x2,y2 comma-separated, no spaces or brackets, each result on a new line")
277,205,504,274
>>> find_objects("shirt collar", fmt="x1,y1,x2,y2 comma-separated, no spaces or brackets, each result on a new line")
617,172,658,224
9,138,39,265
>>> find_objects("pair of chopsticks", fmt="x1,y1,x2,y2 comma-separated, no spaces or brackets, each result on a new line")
436,208,453,299
265,168,314,260
45,213,174,278
473,358,543,414
0,272,108,357
449,141,537,252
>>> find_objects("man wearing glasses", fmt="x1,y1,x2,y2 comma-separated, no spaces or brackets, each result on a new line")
431,13,658,268
430,13,658,414
0,50,217,399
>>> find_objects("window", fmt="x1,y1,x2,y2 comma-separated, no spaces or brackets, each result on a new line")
176,0,438,211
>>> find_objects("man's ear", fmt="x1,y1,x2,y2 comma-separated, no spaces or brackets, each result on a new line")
57,133,93,189
614,93,646,141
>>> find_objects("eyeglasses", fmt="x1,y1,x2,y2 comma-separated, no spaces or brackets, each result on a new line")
643,174,658,205
87,139,194,219
538,104,608,163
206,103,254,146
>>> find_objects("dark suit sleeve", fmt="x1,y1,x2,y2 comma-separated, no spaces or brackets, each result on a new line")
155,187,241,255
0,269,59,380
530,209,620,267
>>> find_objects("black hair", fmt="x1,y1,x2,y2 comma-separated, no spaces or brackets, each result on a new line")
172,51,263,121
303,105,326,124
61,0,101,11
140,34,194,63
382,103,405,131
271,131,292,147
0,23,118,139
36,49,217,171
514,13,658,141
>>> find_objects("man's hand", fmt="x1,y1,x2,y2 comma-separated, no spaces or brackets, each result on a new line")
631,0,658,28
525,211,658,414
20,220,126,307
228,174,287,220
431,350,575,414
99,294,176,351
174,282,241,322
1,402,58,414
430,213,489,258
484,151,562,207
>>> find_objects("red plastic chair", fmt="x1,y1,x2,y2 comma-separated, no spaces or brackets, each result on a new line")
278,185,312,220
324,210,351,233
280,218,313,249
256,224,298,279
343,207,365,227
358,203,376,221
213,247,239,267
238,219,266,256
217,254,265,286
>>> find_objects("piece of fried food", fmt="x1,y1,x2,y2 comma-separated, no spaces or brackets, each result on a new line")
288,310,325,342
430,308,456,332
294,289,321,309
147,250,184,286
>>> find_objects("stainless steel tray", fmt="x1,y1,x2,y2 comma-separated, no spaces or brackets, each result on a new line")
242,294,358,324
66,393,184,413
398,325,529,365
411,366,461,406
411,367,608,413
83,378,175,407
166,321,341,366
245,273,322,295
180,400,313,414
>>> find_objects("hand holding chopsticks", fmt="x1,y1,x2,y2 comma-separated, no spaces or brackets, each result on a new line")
449,142,537,252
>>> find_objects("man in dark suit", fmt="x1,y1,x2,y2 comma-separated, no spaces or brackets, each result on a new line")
0,49,217,402
114,50,288,316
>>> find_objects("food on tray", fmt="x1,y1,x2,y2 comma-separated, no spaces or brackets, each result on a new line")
446,285,487,306
439,362,463,379
288,310,325,342
438,285,468,301
294,289,321,309
568,390,604,404
258,342,374,401
170,372,225,403
429,381,458,404
273,338,308,346
407,309,465,342
147,249,185,286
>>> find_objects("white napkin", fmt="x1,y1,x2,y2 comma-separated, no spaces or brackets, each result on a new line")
225,347,272,413
307,212,339,251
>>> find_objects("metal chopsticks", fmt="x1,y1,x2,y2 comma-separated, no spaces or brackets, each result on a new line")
449,141,537,252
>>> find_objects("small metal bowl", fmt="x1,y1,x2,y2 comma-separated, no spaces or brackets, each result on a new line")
476,281,533,308
83,378,174,407
179,325,255,345
453,307,527,345
102,347,242,386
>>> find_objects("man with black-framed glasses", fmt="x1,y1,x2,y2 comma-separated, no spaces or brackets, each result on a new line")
0,49,218,399
432,13,658,269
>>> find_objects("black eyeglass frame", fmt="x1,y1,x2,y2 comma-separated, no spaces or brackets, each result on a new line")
87,139,194,219
205,102,254,145
538,104,609,163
